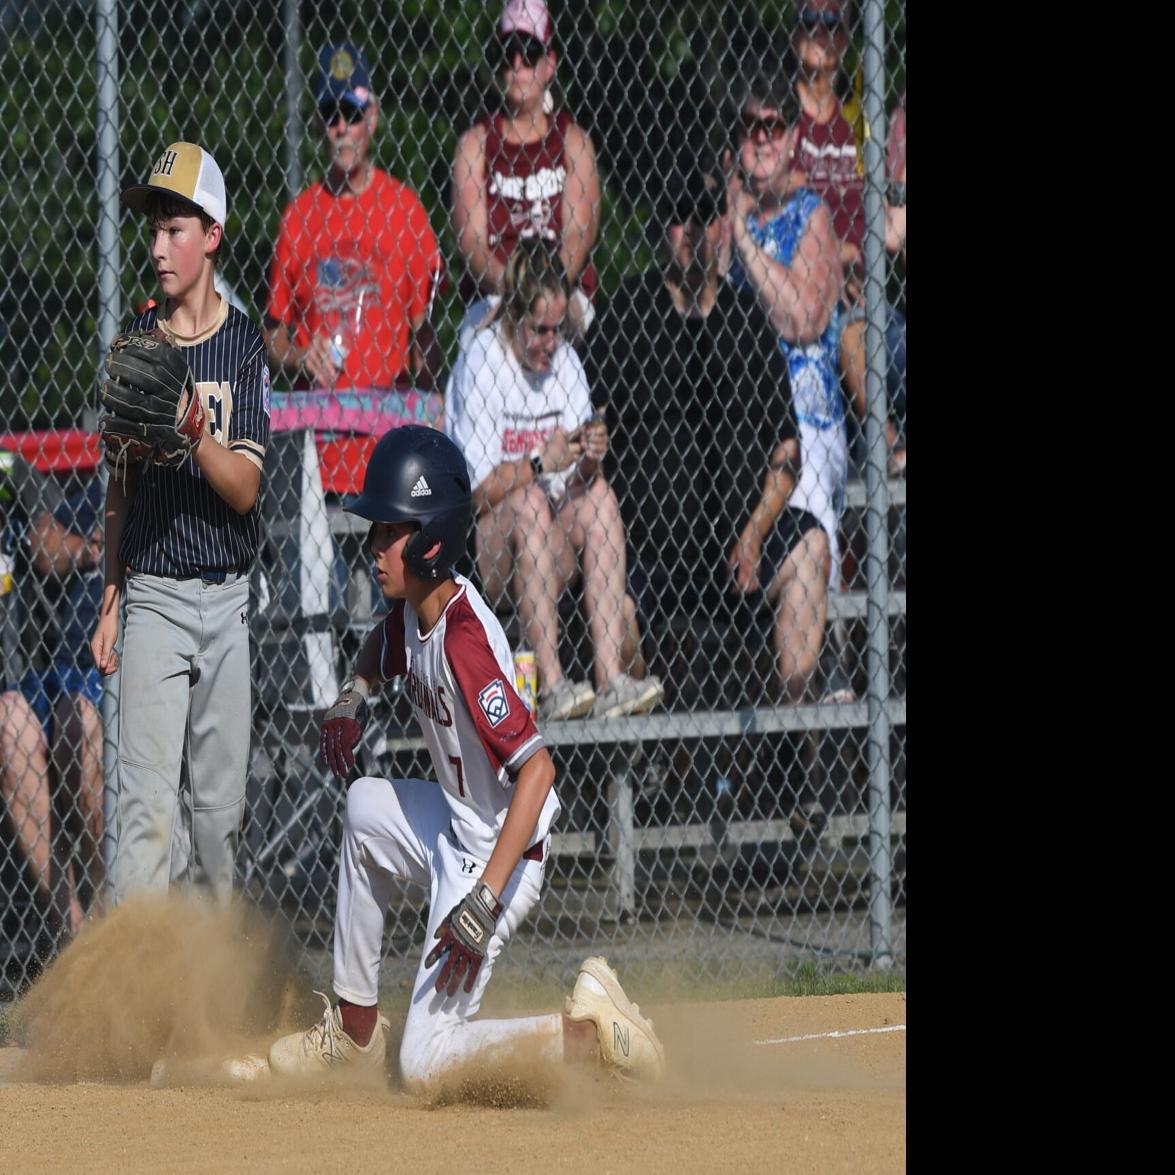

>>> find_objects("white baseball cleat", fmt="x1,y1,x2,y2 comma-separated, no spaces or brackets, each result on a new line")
564,956,665,1082
268,991,388,1078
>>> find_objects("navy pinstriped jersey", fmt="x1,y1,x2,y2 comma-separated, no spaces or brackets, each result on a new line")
116,300,270,576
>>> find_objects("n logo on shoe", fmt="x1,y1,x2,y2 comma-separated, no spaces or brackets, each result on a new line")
613,1021,630,1057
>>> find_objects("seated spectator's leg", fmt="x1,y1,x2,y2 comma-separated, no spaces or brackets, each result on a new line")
0,690,81,932
557,477,629,689
765,520,831,704
476,484,568,688
841,315,866,424
884,303,907,447
841,316,900,458
621,593,646,679
51,692,105,907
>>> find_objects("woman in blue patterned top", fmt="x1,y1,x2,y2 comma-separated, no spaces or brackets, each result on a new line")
723,74,849,605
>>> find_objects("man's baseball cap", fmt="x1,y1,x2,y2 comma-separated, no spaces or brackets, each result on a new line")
315,42,374,109
499,0,554,47
659,153,727,226
120,142,229,236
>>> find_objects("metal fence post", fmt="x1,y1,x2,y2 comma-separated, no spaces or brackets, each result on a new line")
860,0,894,970
607,753,636,922
284,0,303,202
95,0,121,895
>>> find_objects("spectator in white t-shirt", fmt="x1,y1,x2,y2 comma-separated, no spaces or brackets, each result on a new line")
445,242,662,722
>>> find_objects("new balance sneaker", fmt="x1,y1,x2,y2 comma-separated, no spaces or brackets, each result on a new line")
564,956,665,1082
539,678,596,721
592,674,665,719
268,991,388,1078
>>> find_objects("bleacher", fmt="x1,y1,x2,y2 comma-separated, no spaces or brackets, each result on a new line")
242,431,905,949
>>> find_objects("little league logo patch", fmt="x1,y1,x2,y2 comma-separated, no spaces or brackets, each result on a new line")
477,679,511,728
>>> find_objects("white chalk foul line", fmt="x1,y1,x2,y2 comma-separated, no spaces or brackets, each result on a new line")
754,1024,906,1046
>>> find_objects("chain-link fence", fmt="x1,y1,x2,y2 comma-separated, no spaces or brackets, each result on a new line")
1,0,906,1000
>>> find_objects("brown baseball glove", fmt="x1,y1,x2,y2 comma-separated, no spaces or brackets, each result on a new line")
98,328,206,475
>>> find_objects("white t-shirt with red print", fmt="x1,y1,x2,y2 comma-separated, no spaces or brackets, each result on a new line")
444,323,591,504
378,575,558,860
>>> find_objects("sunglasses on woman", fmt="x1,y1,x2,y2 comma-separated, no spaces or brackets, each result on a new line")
736,113,789,142
800,10,844,33
496,34,547,70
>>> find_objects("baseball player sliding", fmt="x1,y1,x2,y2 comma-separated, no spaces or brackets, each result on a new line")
268,426,664,1088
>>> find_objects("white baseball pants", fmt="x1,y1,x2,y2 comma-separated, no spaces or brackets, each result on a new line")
333,775,563,1089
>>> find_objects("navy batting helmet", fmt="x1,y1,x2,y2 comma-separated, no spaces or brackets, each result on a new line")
347,426,472,581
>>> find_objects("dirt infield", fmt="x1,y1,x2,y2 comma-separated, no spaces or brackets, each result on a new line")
0,899,904,1173
0,990,904,1174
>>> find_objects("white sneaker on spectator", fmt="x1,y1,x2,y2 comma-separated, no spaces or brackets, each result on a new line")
593,674,665,719
539,678,596,722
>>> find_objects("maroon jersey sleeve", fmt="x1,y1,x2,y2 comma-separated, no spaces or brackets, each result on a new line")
445,598,544,776
378,601,408,681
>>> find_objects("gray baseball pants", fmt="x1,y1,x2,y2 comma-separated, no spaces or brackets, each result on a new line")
112,570,251,903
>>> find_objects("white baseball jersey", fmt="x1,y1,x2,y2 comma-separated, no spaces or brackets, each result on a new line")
444,323,591,502
378,574,559,860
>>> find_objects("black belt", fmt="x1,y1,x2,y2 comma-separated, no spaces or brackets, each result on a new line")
194,568,245,584
127,566,246,584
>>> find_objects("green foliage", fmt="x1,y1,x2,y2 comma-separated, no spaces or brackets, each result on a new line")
0,1,904,429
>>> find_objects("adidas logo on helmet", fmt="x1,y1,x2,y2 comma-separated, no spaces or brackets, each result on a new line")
410,475,432,498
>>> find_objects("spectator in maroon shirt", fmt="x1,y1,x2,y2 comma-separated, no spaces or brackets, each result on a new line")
789,1,906,469
452,0,602,349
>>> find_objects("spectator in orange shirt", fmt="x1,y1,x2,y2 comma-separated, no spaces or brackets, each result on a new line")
264,41,443,393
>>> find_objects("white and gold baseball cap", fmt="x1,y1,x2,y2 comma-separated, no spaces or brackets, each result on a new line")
121,141,229,237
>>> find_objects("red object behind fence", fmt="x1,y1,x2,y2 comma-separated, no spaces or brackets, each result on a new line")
0,429,103,474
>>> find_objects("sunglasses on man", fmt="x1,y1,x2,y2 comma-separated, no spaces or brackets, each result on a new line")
736,113,789,142
496,33,547,70
319,102,366,127
799,9,845,33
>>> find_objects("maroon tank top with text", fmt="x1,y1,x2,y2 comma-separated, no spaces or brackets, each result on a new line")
791,106,864,250
466,108,597,301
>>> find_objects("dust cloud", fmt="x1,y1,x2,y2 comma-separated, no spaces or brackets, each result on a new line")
12,894,311,1083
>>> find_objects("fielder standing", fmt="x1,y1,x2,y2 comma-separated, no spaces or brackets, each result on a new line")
89,141,270,902
267,426,663,1089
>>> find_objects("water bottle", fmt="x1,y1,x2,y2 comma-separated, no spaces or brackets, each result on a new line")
328,287,366,376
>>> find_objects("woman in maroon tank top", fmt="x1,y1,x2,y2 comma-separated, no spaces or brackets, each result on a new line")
452,0,600,342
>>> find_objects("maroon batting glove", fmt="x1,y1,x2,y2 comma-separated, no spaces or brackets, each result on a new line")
319,686,369,779
425,884,502,997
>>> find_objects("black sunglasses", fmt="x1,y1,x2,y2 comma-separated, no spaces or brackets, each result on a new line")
800,10,844,32
496,34,547,69
737,113,789,142
319,101,366,127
